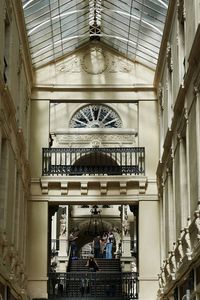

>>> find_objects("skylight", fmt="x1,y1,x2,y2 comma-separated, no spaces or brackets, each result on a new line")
22,0,168,69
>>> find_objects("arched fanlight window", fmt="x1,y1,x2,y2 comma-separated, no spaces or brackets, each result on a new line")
69,104,122,128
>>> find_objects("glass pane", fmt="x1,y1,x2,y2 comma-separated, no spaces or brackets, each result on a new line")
22,0,168,69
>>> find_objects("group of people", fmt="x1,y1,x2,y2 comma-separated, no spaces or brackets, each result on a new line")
92,231,114,259
68,230,115,260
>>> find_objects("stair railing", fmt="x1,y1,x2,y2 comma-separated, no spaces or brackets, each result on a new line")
48,271,139,299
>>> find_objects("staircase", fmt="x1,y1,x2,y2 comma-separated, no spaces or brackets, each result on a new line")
66,258,122,298
68,258,121,272
48,258,138,299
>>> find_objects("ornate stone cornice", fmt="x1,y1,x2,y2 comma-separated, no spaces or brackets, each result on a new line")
40,175,148,199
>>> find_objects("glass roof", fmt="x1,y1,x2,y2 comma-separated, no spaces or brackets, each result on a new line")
22,0,168,70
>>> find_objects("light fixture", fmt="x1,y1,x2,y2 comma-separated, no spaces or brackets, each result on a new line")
87,205,104,236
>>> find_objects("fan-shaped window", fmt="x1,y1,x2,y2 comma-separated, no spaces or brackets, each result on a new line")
69,105,122,128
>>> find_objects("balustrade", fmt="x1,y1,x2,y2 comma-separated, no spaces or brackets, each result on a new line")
48,271,138,299
158,205,200,295
42,147,145,176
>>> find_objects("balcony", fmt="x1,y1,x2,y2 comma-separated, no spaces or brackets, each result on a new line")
42,147,145,176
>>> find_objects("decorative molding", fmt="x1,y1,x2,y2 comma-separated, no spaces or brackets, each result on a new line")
139,181,147,194
158,205,200,295
53,133,136,147
100,182,107,195
39,176,147,200
177,0,185,24
61,182,68,195
56,47,134,75
166,42,173,73
158,84,164,110
0,230,8,266
81,47,109,74
41,181,49,194
4,0,13,22
81,182,88,195
120,182,127,195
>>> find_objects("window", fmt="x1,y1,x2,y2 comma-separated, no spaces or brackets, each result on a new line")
69,104,122,128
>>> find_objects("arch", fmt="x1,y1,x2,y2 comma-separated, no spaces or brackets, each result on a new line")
69,104,122,128
71,152,122,175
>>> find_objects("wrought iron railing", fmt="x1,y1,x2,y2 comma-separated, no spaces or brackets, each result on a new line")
42,147,145,176
48,271,139,299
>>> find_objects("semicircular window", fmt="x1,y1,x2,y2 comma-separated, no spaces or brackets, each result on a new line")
70,105,122,128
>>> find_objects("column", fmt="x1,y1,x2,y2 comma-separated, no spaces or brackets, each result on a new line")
27,200,48,299
195,89,200,207
121,205,132,272
139,200,160,300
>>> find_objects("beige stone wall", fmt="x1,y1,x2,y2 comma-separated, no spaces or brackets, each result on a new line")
30,101,49,178
0,1,32,300
155,0,200,298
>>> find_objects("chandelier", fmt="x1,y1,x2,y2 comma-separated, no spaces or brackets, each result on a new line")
87,205,104,236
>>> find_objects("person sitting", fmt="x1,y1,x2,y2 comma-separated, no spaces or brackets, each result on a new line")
85,256,100,272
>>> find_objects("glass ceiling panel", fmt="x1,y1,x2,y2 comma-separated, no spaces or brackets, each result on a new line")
22,0,168,69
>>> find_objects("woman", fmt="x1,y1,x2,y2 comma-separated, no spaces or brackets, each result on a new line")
85,256,100,272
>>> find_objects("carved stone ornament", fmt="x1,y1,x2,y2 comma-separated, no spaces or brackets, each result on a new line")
160,266,166,286
194,210,200,240
183,226,192,260
158,274,164,293
177,0,185,24
177,237,184,263
56,57,81,73
169,250,176,280
166,42,173,73
158,84,164,110
4,0,12,22
0,230,8,265
164,259,171,278
17,46,23,74
81,47,109,74
91,138,101,148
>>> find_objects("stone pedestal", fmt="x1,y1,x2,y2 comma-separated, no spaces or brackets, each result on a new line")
122,235,132,257
121,235,133,272
57,235,68,272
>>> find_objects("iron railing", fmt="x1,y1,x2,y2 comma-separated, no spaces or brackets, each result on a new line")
48,271,138,299
42,147,145,176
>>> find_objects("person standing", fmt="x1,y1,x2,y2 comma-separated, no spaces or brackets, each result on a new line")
69,233,78,259
106,231,114,259
93,235,101,258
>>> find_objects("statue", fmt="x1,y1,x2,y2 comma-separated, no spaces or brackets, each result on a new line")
60,213,66,236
